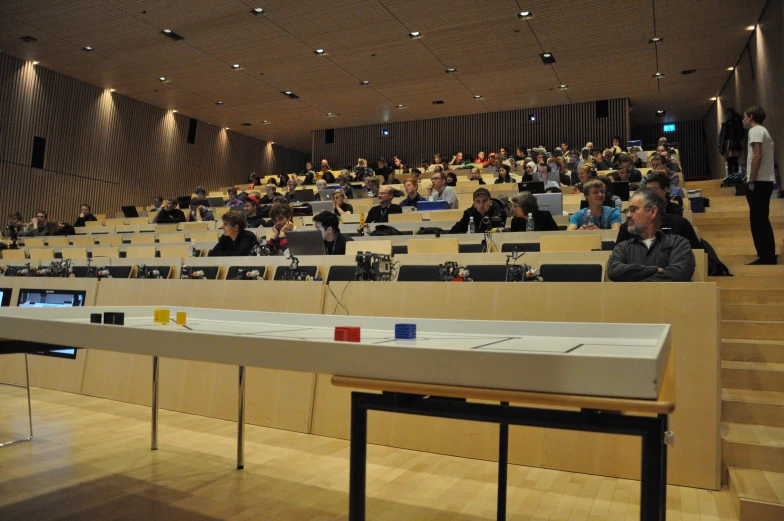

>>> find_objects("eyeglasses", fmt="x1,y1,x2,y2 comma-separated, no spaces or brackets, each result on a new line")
36,215,45,219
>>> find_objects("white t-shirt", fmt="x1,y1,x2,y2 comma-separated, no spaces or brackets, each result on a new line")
747,125,775,182
643,238,655,249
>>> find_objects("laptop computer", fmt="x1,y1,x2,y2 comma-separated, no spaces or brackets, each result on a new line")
284,230,326,256
121,206,139,218
533,193,563,216
612,181,631,201
353,187,369,199
518,181,545,194
293,189,315,202
318,189,336,201
310,201,334,214
208,196,225,208
416,200,450,211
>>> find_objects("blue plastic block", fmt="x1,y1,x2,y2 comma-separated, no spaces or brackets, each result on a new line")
395,323,417,339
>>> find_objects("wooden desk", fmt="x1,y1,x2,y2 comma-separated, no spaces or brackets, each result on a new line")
333,350,674,521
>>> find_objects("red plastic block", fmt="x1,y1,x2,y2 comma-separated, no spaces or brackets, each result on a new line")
334,326,361,342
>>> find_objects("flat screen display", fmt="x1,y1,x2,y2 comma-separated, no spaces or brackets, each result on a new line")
0,288,11,307
18,289,86,359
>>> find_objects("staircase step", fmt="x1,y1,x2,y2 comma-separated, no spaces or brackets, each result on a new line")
723,304,784,321
722,320,784,341
723,339,784,363
722,289,784,305
728,467,784,521
722,422,784,473
722,389,784,427
722,361,784,391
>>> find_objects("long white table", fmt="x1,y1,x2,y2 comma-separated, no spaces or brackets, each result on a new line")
0,306,674,521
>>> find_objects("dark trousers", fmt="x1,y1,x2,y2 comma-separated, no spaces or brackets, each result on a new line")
746,181,776,261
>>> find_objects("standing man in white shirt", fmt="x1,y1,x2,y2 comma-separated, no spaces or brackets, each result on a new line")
427,166,459,209
743,106,777,265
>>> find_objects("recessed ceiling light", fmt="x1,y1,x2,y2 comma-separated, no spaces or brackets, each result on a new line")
32,61,39,65
160,29,184,41
314,49,325,55
517,11,531,19
473,95,482,100
225,127,230,130
162,29,172,34
445,68,456,73
231,64,241,69
746,25,755,30
109,88,115,92
360,80,370,85
262,120,270,124
649,37,663,43
20,36,38,43
656,110,666,116
83,46,94,52
540,52,555,64
326,113,336,117
215,101,223,105
710,97,717,101
529,114,536,122
558,84,569,89
727,66,735,71
158,76,166,82
408,31,421,39
396,104,404,109
252,7,264,15
653,72,664,78
172,110,177,113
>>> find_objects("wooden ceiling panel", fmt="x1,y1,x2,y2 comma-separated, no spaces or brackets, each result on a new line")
0,0,768,151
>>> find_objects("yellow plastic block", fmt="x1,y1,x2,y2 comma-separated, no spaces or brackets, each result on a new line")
176,312,187,325
154,309,170,324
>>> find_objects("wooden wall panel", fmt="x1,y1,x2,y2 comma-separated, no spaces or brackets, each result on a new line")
630,120,708,179
312,98,630,169
0,53,306,222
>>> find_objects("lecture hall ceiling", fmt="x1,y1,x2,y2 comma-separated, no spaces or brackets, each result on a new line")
0,0,767,151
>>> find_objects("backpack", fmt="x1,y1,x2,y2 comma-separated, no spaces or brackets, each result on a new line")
370,225,401,236
417,227,444,237
700,239,732,276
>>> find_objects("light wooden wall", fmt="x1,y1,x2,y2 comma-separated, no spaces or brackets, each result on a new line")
631,120,708,178
0,53,306,223
317,281,721,490
312,98,630,169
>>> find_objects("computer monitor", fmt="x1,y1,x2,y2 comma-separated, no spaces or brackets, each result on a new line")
534,193,563,216
0,288,11,307
18,289,86,359
293,189,315,202
121,206,139,218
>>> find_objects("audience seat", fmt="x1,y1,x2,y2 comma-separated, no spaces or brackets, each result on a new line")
98,236,123,246
388,212,423,223
85,220,103,227
326,265,358,283
345,240,392,256
2,249,26,260
126,246,156,259
190,231,219,243
46,236,69,247
539,264,604,282
29,248,55,260
500,242,540,253
396,265,442,282
90,246,119,259
130,234,157,244
158,232,186,243
179,222,211,232
155,224,179,233
24,237,46,247
71,236,95,246
159,245,190,258
105,218,125,226
61,248,88,260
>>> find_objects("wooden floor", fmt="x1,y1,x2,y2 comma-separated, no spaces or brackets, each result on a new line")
0,387,738,521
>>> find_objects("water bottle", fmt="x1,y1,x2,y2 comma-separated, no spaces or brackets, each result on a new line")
526,213,535,232
467,216,475,234
189,240,195,257
583,209,592,227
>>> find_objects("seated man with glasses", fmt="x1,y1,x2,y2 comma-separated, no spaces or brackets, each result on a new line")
608,188,695,282
427,166,459,209
23,211,62,236
567,179,622,230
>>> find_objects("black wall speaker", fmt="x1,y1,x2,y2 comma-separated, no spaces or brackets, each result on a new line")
595,100,609,119
325,129,335,144
31,136,46,169
187,118,198,144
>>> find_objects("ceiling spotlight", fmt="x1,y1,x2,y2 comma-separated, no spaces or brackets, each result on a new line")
162,29,172,34
160,29,184,41
231,64,241,69
710,97,717,101
215,101,223,105
558,84,569,89
396,104,404,109
172,110,177,113
408,31,422,39
656,110,666,116
326,113,336,117
109,88,115,92
32,61,39,65
262,120,270,124
360,80,370,85
158,76,166,82
540,52,555,64
473,95,482,100
517,11,532,19
314,49,325,55
445,68,456,73
225,127,230,130
529,114,536,122
727,66,735,71
746,25,755,30
649,37,663,43
83,46,94,52
653,72,664,78
252,7,264,15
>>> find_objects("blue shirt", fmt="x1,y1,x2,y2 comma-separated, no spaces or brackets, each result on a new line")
569,206,621,229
